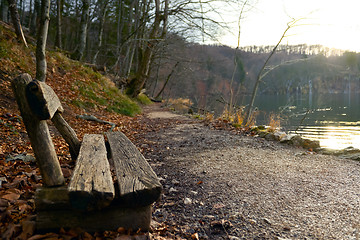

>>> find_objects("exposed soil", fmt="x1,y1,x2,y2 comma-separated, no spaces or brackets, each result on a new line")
138,105,360,240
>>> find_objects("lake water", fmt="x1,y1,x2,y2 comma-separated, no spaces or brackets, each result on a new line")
239,93,360,150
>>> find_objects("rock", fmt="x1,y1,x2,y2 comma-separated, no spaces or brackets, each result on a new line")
302,138,320,149
210,219,233,229
279,134,295,143
258,131,269,138
263,218,271,225
190,190,198,195
229,236,241,240
169,187,178,193
249,219,257,225
341,153,360,160
274,131,287,141
283,225,291,231
184,197,192,205
210,220,223,229
171,179,180,185
203,215,215,220
290,135,303,146
265,133,276,141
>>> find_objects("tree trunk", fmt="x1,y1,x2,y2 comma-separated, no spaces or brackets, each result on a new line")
7,0,28,47
1,0,9,22
92,0,108,64
27,0,32,29
29,0,39,35
244,19,298,126
55,0,63,49
35,0,50,82
155,62,179,99
127,0,161,98
72,0,90,61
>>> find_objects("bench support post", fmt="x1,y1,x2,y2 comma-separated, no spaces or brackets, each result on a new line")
11,73,64,186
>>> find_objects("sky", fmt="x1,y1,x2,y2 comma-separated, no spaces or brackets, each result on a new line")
219,0,360,52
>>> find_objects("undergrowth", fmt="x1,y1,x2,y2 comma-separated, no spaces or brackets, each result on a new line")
0,23,141,117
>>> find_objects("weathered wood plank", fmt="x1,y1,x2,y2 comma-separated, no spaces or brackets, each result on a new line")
25,80,63,120
106,132,162,207
68,134,114,211
52,112,81,160
24,79,81,159
35,187,151,232
11,74,64,186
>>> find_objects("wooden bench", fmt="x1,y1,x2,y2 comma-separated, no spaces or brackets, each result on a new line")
12,73,162,232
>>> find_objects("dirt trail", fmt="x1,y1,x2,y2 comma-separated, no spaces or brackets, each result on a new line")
140,106,360,239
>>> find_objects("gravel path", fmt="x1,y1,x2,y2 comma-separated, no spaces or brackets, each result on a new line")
140,108,360,239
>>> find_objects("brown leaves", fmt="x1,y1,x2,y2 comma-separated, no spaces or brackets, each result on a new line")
1,192,20,201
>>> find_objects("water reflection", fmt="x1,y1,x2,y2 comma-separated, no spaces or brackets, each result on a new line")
290,125,360,150
239,93,360,150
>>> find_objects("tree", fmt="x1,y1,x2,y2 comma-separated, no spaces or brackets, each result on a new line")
29,0,39,34
55,0,64,49
244,18,301,126
126,0,164,97
92,0,109,64
71,0,90,61
36,0,50,82
1,0,9,22
7,0,28,47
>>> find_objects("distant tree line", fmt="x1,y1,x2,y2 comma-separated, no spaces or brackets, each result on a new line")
149,43,360,111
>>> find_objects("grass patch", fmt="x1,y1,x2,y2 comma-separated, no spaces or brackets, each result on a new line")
0,41,9,58
73,77,141,117
137,93,152,105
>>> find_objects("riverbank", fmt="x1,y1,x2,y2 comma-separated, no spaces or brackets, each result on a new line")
138,104,360,239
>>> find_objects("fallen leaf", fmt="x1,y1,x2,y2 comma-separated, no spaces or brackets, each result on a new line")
117,227,127,234
16,220,36,240
28,233,59,240
0,198,9,207
191,233,199,240
81,231,94,240
2,223,21,240
1,192,20,201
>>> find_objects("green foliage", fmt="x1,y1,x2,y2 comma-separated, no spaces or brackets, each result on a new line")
0,42,8,58
137,93,152,105
73,78,141,117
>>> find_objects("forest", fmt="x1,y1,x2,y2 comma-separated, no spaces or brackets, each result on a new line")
1,0,360,115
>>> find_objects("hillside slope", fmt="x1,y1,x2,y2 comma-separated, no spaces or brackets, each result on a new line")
0,21,153,238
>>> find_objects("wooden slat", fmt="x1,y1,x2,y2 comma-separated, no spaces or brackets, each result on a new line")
106,132,162,207
68,134,114,211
